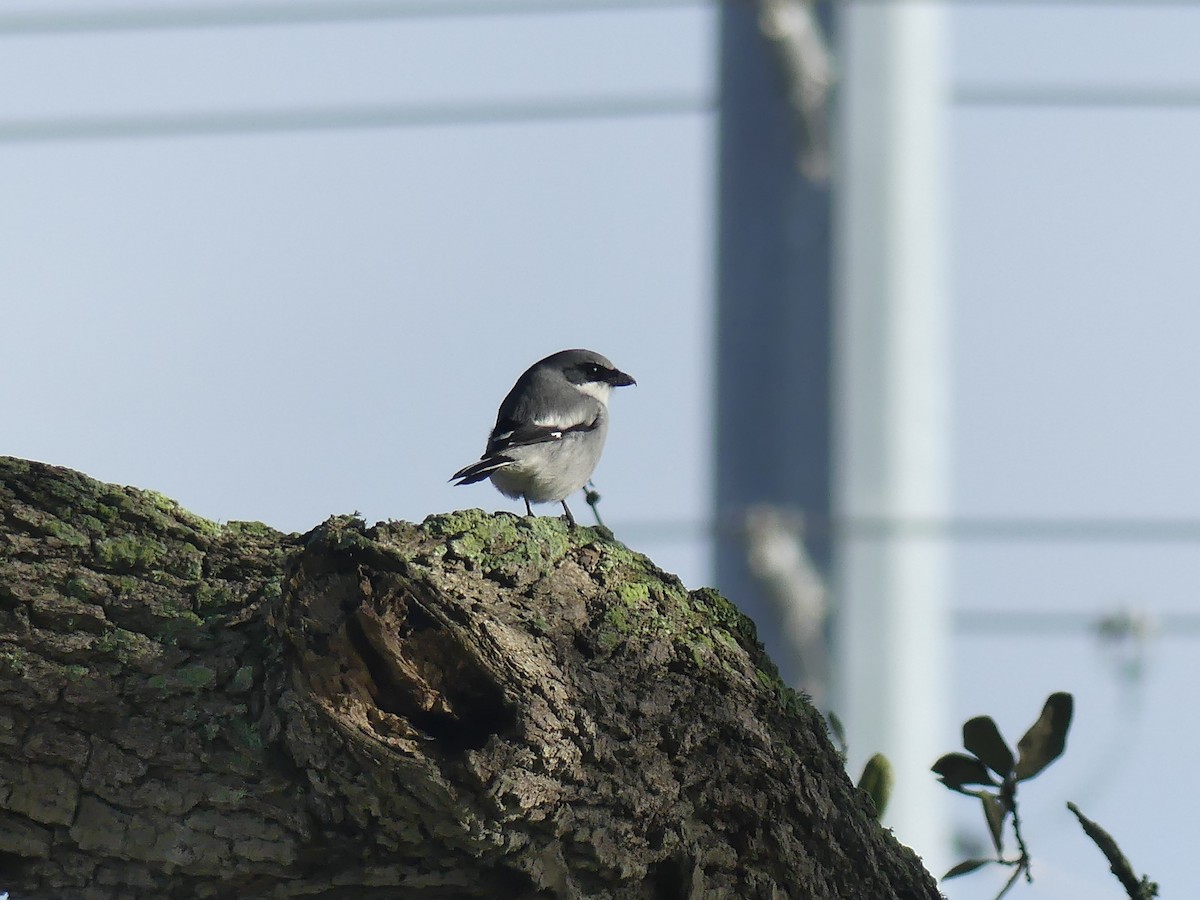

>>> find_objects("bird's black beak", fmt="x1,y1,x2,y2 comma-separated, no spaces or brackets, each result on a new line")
607,369,636,387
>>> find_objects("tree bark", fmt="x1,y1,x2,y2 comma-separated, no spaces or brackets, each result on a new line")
0,457,940,899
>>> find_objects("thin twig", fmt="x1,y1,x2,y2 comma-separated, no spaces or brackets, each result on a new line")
992,781,1032,900
994,861,1025,900
584,481,605,527
1009,796,1033,884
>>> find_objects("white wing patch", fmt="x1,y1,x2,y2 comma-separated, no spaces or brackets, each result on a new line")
533,414,581,430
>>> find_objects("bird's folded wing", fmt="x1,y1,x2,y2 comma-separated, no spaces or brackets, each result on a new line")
487,416,599,455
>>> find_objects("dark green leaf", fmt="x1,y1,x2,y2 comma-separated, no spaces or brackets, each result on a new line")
943,858,992,880
963,715,1015,778
1015,692,1073,781
857,752,894,819
981,793,1007,855
932,752,998,792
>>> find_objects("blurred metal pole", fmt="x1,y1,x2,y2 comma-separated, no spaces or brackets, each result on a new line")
832,0,951,872
714,0,834,690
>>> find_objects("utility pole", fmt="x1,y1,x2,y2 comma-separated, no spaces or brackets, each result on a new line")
715,0,951,871
714,0,834,692
833,0,951,872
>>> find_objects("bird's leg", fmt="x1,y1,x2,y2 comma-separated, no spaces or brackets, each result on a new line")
560,500,576,528
523,497,534,517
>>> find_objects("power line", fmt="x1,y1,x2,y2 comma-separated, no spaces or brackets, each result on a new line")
3,86,1186,148
0,0,708,36
617,514,1200,544
956,84,1200,108
828,515,1200,542
955,609,1200,637
0,0,1190,37
0,94,713,144
0,0,1190,42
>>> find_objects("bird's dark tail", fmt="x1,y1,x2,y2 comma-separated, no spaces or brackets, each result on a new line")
450,456,513,485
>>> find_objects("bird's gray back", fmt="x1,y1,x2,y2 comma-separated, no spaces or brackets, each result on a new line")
495,364,580,426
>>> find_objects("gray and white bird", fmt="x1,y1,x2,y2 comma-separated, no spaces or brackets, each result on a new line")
450,349,635,526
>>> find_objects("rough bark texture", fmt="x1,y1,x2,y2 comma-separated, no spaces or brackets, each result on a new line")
0,457,941,899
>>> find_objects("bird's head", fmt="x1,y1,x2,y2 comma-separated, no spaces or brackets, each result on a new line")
553,349,636,404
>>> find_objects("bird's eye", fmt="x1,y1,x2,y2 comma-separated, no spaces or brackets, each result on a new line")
586,364,603,378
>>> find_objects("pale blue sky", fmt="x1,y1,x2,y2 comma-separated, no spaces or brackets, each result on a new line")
3,2,1198,896
951,5,1200,897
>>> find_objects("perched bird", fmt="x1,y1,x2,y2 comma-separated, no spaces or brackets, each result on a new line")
451,349,635,526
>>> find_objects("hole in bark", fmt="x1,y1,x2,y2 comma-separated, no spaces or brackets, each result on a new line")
572,630,596,659
345,604,515,753
650,855,693,900
0,851,32,882
487,864,554,897
658,726,681,757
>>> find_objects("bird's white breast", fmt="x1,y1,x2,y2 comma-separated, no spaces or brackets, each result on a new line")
490,408,609,503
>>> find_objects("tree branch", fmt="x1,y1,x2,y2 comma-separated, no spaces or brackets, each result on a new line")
0,457,940,898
